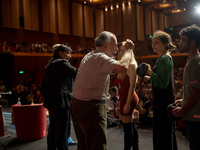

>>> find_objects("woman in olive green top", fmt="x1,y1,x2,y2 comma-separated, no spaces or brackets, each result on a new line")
144,30,178,150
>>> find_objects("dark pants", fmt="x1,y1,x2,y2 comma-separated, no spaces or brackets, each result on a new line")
185,120,200,150
48,108,69,150
70,98,107,150
153,109,177,150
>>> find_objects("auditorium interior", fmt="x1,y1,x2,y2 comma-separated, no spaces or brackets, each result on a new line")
0,0,200,149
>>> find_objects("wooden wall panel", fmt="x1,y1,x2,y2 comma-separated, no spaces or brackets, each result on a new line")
31,0,39,31
23,0,32,30
110,10,116,34
42,0,56,33
168,11,197,27
152,10,158,34
105,8,121,36
10,0,20,29
84,6,94,38
14,56,37,72
23,0,39,31
115,8,122,36
95,9,104,37
105,11,110,31
72,2,83,36
165,15,169,29
145,7,151,35
123,4,136,41
137,4,144,41
42,0,50,32
2,0,12,28
1,0,20,29
159,13,164,31
57,0,70,35
49,0,56,33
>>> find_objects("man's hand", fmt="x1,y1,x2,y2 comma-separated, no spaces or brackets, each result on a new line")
125,39,135,50
175,99,182,106
144,75,150,82
172,106,184,117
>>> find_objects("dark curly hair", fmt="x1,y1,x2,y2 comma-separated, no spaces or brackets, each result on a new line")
179,24,200,48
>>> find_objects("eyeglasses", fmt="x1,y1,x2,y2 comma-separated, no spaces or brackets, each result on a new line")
180,39,189,43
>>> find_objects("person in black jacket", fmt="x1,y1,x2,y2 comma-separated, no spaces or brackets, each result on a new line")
41,45,77,150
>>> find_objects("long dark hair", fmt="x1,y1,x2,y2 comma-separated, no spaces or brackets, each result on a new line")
52,45,72,60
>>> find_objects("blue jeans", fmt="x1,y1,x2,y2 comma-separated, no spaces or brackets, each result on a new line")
70,98,107,150
185,120,200,150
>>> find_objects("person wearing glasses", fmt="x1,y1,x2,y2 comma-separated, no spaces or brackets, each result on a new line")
144,30,178,150
173,24,200,150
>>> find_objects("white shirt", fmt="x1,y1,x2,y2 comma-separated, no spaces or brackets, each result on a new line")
72,49,118,101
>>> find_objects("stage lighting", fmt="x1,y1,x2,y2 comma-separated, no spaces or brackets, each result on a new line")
196,6,200,14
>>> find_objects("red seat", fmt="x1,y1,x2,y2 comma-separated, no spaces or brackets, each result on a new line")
0,105,5,137
12,104,46,141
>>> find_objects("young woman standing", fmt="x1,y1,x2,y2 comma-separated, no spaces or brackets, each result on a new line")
118,41,139,150
145,31,178,150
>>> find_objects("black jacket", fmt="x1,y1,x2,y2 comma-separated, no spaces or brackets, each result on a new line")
41,58,77,109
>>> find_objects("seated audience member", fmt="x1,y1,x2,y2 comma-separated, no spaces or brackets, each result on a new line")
0,81,6,99
106,86,121,128
137,89,153,125
107,86,120,118
0,81,6,92
26,90,35,104
16,80,25,103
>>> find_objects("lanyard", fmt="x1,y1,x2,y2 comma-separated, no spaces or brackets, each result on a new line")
182,50,199,85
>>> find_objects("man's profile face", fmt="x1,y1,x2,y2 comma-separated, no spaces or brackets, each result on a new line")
179,35,190,53
106,36,118,57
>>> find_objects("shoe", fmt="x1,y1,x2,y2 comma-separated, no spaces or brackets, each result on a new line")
68,137,78,145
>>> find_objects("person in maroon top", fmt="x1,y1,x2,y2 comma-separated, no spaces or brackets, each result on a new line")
117,41,139,150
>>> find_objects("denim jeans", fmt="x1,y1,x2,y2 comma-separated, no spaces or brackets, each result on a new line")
185,120,200,150
70,98,107,150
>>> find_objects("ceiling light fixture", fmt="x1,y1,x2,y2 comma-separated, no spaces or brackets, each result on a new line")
90,0,92,2
184,8,186,11
111,6,113,10
128,1,131,5
138,0,141,2
105,8,108,11
84,1,86,4
116,5,119,8
122,3,125,7
196,6,200,13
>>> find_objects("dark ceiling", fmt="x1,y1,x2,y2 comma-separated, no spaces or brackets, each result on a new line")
71,0,200,14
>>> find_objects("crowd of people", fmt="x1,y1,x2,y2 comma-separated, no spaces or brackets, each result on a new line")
0,40,94,54
2,38,198,56
11,80,42,105
1,24,200,150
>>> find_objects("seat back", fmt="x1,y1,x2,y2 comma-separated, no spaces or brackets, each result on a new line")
0,105,5,137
